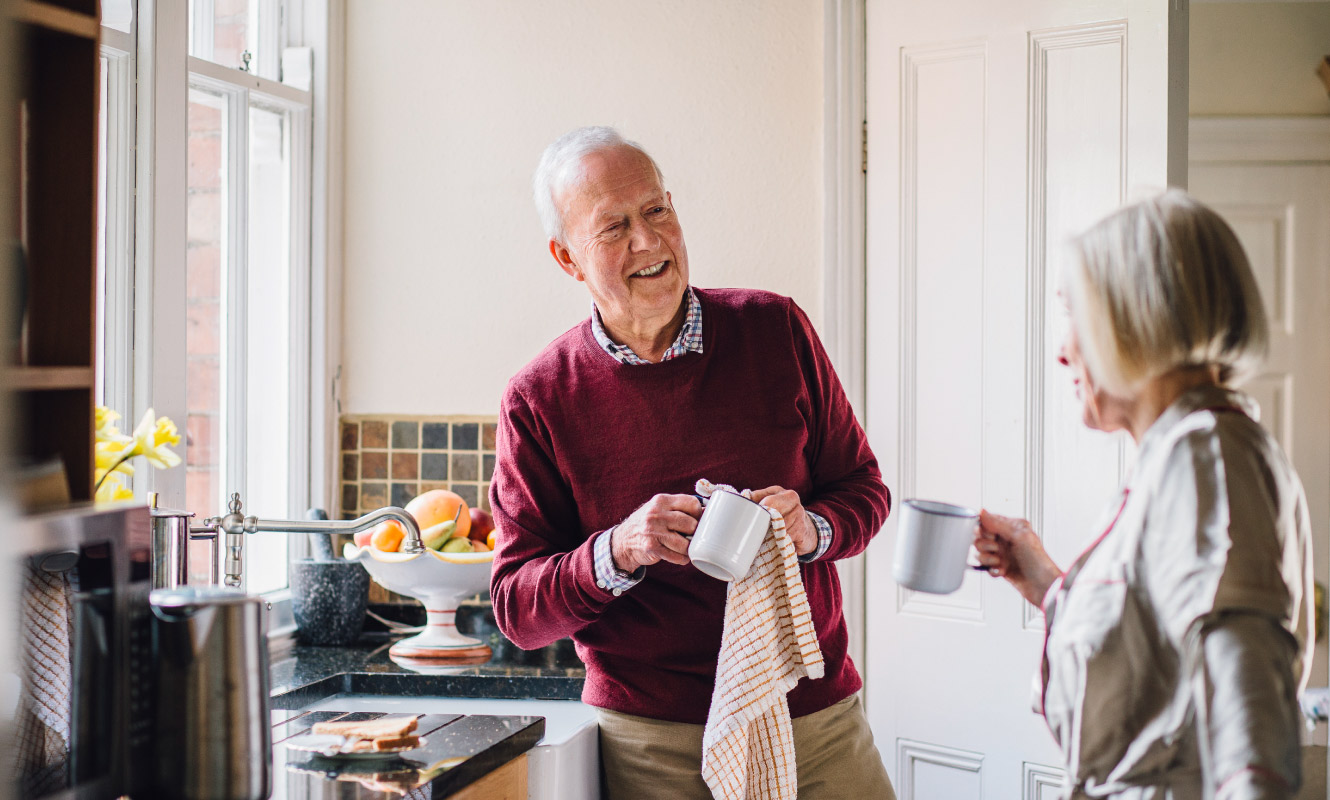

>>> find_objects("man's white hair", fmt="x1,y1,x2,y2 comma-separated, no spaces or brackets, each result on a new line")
532,126,664,244
1062,189,1269,395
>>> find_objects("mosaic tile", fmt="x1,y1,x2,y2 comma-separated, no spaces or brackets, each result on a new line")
422,422,449,450
340,421,359,451
361,482,387,509
482,454,496,481
362,420,388,449
450,484,478,508
392,421,419,449
341,483,358,515
420,481,448,494
422,453,449,481
391,482,416,508
451,453,479,482
452,422,479,451
480,483,491,512
342,453,358,482
391,452,419,480
482,423,497,451
361,451,388,480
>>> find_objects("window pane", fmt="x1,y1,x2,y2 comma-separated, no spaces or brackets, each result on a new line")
244,104,290,594
95,57,109,407
190,0,279,79
101,0,133,34
186,88,227,584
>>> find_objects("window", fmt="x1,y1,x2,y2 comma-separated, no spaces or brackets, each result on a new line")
96,14,134,416
97,0,318,597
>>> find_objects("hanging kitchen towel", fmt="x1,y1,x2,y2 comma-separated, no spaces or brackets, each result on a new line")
698,479,824,800
16,563,74,797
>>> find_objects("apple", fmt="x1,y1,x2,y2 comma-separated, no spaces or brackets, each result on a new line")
353,528,374,548
468,508,495,543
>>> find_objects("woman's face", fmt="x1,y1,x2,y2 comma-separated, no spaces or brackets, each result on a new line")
1058,311,1131,434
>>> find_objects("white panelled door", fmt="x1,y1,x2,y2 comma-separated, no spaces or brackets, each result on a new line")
863,1,1186,797
1189,138,1330,720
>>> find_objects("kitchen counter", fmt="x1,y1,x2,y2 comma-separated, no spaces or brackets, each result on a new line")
270,633,586,708
268,706,542,799
266,632,589,798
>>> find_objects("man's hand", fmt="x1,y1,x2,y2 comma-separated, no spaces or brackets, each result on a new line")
749,486,817,556
610,494,703,573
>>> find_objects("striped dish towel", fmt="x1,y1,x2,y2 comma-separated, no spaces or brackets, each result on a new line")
698,480,824,800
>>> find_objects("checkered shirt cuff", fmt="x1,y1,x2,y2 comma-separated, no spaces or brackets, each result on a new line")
593,527,643,595
798,511,833,563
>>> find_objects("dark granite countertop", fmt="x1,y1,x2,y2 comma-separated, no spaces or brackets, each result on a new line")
268,707,544,799
270,633,586,709
265,611,586,799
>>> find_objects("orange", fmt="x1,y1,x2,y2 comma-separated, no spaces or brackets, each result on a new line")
370,520,405,552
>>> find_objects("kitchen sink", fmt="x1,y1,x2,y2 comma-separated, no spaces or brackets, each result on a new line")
301,693,600,800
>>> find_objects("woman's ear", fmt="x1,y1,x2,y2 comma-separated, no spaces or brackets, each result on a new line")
550,239,584,281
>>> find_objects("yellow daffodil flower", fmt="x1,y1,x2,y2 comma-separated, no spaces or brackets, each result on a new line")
95,406,125,438
129,409,182,470
93,405,182,501
95,439,136,476
94,472,134,503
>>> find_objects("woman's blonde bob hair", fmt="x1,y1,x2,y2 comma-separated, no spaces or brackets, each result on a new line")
1062,189,1268,396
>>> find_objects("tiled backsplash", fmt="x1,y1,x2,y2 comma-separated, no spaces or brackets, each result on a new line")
339,415,498,520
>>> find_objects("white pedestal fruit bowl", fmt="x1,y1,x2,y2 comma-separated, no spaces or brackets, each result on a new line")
343,543,495,664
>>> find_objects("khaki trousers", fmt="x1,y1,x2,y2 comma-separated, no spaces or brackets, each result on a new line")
597,694,896,800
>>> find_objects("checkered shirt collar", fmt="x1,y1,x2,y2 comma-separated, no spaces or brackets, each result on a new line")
590,286,704,365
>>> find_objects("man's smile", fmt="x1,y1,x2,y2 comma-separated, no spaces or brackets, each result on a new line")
632,261,667,278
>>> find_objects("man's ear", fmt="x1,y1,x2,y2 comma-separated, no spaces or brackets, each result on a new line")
550,239,584,281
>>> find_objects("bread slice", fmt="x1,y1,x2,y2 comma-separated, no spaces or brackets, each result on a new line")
312,715,419,740
370,734,420,751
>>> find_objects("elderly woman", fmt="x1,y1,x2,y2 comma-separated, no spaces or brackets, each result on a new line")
976,190,1314,799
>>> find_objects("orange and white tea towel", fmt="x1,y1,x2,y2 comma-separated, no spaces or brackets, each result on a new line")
697,479,824,800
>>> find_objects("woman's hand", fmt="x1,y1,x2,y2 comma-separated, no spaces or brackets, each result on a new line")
974,510,1063,607
750,486,818,556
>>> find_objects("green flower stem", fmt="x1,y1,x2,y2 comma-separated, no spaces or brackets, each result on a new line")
93,451,136,493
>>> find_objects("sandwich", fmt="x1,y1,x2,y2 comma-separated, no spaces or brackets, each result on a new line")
312,715,421,752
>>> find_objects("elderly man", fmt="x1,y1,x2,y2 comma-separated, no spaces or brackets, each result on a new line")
489,126,895,799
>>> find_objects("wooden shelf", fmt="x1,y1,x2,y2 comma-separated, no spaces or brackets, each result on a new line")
5,365,94,390
14,1,98,40
4,3,99,502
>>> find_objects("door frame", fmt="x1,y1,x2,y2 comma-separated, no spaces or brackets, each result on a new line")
822,0,870,675
1189,116,1330,163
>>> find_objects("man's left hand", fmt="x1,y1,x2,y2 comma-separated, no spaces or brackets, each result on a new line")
749,486,817,556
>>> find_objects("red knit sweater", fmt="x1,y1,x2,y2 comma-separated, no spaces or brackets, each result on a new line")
489,288,890,723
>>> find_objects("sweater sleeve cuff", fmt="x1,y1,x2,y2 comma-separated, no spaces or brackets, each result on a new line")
798,511,833,563
593,527,644,594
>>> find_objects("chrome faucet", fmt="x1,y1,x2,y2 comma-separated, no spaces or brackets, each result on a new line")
199,493,425,587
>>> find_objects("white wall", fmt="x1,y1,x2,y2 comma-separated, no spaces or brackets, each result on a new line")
341,1,826,415
1191,2,1330,116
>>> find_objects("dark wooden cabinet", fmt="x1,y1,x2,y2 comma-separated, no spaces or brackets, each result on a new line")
4,0,100,502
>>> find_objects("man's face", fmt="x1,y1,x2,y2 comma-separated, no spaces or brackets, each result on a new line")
550,146,689,336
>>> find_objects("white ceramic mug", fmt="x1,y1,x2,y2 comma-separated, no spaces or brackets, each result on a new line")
892,499,980,594
688,490,772,582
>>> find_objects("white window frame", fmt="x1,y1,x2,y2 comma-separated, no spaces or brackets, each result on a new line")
187,58,313,594
98,25,136,422
119,1,328,628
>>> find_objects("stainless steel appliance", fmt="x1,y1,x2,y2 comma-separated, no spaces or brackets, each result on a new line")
150,586,272,800
11,503,156,800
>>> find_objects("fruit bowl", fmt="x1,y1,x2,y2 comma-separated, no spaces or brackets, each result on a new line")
343,543,495,663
